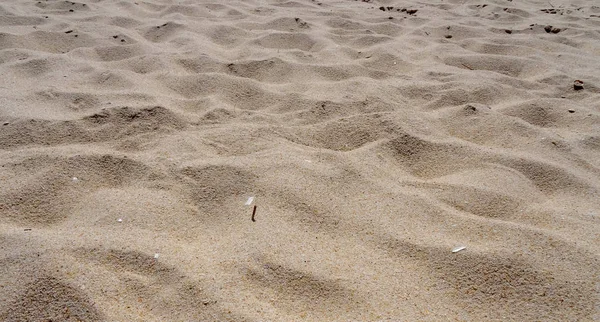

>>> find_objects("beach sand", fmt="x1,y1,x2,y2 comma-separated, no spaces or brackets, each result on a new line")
0,0,599,320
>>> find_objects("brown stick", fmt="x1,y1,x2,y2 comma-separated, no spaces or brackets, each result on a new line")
251,205,257,222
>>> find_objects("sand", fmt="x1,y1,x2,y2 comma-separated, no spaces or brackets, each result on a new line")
0,0,599,320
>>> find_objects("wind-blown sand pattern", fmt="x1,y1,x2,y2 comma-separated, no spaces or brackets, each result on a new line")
0,0,599,320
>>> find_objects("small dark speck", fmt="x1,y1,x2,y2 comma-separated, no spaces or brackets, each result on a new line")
445,35,453,38
3,122,9,126
65,30,73,34
24,228,32,231
568,109,575,113
74,34,78,37
69,9,74,12
389,16,393,19
120,39,125,42
505,29,512,34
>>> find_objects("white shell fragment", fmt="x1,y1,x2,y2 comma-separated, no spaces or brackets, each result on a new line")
452,246,466,253
245,196,255,206
72,177,78,182
154,253,160,259
117,218,123,223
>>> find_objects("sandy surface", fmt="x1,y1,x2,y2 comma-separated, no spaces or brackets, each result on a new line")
0,0,599,321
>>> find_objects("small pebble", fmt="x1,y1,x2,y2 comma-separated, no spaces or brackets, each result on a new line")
568,109,575,113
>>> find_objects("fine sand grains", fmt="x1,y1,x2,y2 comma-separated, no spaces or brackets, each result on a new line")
0,0,599,321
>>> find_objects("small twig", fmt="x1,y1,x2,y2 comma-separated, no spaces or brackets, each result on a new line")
548,1,554,8
251,205,257,222
461,63,474,70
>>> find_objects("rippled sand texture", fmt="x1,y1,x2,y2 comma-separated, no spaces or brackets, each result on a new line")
1,0,600,321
